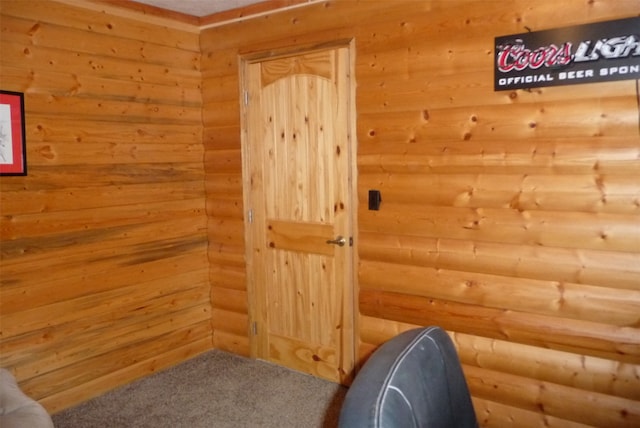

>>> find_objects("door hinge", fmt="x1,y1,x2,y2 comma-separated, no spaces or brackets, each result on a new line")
248,209,253,224
244,90,249,105
251,321,257,336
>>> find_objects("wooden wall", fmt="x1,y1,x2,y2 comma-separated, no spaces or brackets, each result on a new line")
0,0,211,413
201,0,640,427
1,0,638,425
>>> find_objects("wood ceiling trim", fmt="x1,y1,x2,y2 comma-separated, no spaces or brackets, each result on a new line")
100,0,201,25
80,0,319,30
198,0,309,27
59,0,201,30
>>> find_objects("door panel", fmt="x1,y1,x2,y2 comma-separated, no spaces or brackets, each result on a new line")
267,220,335,256
242,45,354,383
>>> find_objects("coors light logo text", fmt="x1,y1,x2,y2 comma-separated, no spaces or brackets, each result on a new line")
497,41,572,72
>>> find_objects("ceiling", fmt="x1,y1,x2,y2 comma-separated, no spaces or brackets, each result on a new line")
131,0,267,17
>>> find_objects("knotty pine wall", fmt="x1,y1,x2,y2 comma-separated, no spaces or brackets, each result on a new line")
0,0,638,424
201,0,640,427
0,0,211,413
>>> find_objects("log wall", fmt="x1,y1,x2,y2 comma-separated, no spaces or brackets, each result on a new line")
201,0,640,426
0,0,210,413
1,0,639,424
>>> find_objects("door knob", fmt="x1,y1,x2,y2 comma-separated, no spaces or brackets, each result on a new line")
326,236,346,247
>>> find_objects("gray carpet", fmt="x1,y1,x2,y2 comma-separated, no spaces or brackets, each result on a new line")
52,350,347,427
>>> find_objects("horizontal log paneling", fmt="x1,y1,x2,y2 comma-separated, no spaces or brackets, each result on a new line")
466,365,640,427
357,99,638,142
2,244,207,308
1,181,206,215
1,198,205,240
1,42,201,89
357,155,640,176
0,0,210,414
201,99,241,125
357,74,637,111
1,15,199,68
0,65,202,105
3,295,210,380
208,218,245,246
358,173,640,214
201,74,242,103
199,1,414,51
212,330,250,357
358,233,640,290
206,197,244,219
211,308,250,338
361,289,640,364
28,119,202,145
0,270,209,359
200,48,245,79
358,315,419,347
22,95,201,125
201,1,640,426
209,265,247,291
203,125,242,150
360,260,640,326
351,0,637,58
211,286,248,313
203,149,243,173
204,172,243,196
22,321,212,400
207,242,246,266
2,236,207,307
359,205,639,253
0,163,204,192
1,217,205,265
471,397,595,428
0,0,200,46
20,142,202,166
40,337,212,414
357,136,640,174
454,333,640,401
0,250,208,320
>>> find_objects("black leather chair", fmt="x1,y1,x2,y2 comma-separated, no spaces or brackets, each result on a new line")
339,327,478,428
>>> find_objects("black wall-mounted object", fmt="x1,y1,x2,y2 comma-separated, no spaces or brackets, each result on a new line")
494,17,640,91
368,190,382,210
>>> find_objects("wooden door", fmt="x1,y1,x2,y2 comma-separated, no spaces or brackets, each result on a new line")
241,44,355,383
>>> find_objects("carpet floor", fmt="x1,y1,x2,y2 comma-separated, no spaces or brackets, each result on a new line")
52,350,347,428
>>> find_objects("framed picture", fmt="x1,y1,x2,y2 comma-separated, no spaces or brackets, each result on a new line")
0,90,27,176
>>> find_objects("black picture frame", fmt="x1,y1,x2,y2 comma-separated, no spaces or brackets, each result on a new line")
0,90,27,176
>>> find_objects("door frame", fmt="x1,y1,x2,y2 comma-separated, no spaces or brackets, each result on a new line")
238,39,358,384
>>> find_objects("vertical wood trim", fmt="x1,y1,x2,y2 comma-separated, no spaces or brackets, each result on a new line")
239,57,267,359
339,40,358,385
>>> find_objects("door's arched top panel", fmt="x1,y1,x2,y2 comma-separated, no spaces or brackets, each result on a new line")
261,74,337,224
260,50,336,87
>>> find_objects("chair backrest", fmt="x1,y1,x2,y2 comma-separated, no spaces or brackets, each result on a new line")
339,327,478,428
